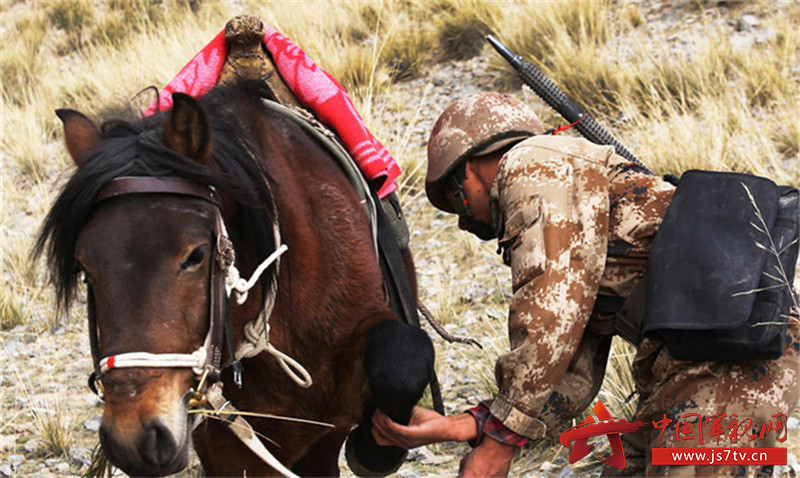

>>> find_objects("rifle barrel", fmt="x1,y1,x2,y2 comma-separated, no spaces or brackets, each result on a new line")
486,35,645,167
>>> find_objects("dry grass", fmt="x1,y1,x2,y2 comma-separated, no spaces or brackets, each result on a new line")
1,0,798,474
29,393,73,459
493,0,799,182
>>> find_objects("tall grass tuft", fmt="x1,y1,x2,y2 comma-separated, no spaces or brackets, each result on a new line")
48,0,93,51
1,11,46,106
1,288,29,331
28,392,74,459
489,0,798,186
598,340,638,421
432,0,503,61
738,182,800,310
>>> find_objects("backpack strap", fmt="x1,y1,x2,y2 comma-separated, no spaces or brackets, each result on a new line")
593,275,648,347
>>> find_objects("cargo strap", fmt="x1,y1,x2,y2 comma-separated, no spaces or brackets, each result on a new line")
594,275,648,346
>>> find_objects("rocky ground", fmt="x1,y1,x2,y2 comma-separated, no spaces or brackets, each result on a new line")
2,1,800,477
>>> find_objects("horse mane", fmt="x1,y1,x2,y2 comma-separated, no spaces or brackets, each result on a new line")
34,84,278,312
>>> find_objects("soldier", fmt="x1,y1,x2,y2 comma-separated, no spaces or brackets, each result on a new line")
371,92,800,477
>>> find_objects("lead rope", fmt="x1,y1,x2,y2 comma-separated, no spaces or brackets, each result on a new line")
215,213,312,388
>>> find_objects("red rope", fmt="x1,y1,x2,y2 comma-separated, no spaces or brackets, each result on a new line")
550,114,586,135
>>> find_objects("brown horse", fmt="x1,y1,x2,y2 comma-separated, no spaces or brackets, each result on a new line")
35,84,434,477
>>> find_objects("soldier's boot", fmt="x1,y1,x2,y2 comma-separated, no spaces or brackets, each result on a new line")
218,14,300,107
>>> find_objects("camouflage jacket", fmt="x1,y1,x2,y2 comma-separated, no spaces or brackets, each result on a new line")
488,135,675,439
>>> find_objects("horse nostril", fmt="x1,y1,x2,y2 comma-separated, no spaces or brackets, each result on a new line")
139,419,178,467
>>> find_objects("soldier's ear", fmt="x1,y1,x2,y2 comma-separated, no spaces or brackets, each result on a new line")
464,157,487,183
464,158,477,178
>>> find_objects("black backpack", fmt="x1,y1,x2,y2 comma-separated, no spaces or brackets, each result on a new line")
641,170,799,361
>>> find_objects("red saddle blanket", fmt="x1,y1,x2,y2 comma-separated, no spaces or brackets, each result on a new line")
144,27,400,198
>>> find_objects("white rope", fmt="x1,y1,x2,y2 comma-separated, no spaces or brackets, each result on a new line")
100,348,207,375
226,245,289,304
232,214,314,388
266,343,312,388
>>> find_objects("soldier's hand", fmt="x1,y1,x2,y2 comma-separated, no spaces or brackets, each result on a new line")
371,406,478,449
458,436,514,478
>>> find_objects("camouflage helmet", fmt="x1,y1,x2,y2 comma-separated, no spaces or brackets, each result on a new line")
426,92,544,212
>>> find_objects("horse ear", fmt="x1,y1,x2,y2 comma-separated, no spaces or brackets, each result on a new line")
55,109,101,167
163,93,211,163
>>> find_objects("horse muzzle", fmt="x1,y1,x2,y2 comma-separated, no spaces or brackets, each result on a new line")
98,369,193,477
100,416,189,477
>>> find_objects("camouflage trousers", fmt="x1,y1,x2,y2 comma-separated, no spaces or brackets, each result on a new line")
615,320,800,477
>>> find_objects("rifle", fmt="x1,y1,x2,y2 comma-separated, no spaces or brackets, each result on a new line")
486,35,646,169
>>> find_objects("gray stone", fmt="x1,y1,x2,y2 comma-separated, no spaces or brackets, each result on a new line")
4,341,21,358
23,439,39,454
20,333,37,344
456,386,480,399
415,447,437,464
0,465,12,477
737,14,760,32
70,447,93,467
556,464,577,478
754,27,775,44
84,416,102,432
397,468,419,478
730,34,755,51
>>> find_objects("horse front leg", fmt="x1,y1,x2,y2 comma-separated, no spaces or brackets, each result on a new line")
193,419,296,477
345,319,435,477
290,426,350,477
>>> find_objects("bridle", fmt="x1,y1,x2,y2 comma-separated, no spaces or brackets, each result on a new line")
85,176,293,405
83,176,313,477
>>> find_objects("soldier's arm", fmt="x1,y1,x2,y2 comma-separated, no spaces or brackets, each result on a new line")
488,139,610,440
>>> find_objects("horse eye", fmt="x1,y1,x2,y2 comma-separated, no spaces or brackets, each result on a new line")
74,262,88,283
181,246,208,270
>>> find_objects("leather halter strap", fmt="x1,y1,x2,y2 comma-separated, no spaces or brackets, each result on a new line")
96,176,221,207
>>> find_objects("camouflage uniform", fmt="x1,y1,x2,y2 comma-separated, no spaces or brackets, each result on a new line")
426,92,799,476
488,134,800,476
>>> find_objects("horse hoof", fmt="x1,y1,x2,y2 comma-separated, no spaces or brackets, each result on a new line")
344,424,407,477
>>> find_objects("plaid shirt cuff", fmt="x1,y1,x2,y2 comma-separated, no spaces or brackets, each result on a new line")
465,404,528,448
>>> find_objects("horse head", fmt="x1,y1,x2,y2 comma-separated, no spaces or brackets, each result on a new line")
37,92,276,476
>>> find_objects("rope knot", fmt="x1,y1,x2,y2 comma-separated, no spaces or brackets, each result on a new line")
225,245,289,304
